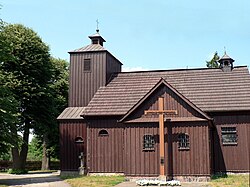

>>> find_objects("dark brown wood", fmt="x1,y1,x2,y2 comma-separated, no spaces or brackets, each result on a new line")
69,51,121,107
144,97,177,179
87,118,124,173
59,120,87,171
59,32,250,177
211,113,250,172
124,122,211,176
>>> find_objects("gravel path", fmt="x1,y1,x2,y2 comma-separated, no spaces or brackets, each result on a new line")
0,172,70,187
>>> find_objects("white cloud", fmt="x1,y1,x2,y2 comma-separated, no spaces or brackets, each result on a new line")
122,66,148,72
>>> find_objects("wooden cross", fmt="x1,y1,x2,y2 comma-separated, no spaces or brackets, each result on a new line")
144,97,177,179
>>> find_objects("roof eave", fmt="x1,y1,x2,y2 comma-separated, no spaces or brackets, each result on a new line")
119,78,212,123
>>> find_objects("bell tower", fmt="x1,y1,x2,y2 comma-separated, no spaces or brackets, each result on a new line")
218,52,234,72
68,30,122,107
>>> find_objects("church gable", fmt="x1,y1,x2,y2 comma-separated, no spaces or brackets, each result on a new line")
121,79,210,123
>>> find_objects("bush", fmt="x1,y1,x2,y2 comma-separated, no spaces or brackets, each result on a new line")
8,168,28,174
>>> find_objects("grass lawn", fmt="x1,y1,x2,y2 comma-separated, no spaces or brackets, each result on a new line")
62,175,125,187
210,174,250,187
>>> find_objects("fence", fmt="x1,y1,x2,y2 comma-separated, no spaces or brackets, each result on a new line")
0,160,60,171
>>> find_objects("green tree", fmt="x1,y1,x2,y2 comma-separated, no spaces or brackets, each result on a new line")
0,20,20,157
0,24,52,170
33,57,68,170
27,136,43,161
0,70,19,156
206,51,220,68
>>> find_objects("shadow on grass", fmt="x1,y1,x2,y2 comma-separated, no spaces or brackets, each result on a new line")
211,173,228,180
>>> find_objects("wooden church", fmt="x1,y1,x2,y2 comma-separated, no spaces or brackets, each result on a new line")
58,30,250,180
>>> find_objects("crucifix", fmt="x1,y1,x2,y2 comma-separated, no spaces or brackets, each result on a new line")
144,97,177,180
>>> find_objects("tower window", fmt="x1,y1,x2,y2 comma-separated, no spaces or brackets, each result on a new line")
221,127,237,145
98,129,109,137
178,133,190,150
84,59,91,71
143,134,155,151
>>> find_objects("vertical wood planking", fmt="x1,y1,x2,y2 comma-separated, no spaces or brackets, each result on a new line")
59,121,87,171
213,113,250,172
88,118,124,173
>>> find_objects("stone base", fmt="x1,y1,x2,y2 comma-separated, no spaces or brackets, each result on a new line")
173,176,210,182
79,167,86,175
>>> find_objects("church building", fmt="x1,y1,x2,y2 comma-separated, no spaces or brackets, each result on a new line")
57,30,250,180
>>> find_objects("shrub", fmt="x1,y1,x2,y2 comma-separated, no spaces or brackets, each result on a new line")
8,168,28,174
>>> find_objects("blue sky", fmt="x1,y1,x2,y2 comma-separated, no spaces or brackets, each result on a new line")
1,0,250,71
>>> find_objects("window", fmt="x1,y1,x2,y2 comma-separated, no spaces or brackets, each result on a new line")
178,133,190,150
98,129,109,137
84,59,91,71
221,127,237,145
143,135,155,151
75,137,84,144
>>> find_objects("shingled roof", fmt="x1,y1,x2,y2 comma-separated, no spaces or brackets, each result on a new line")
82,66,250,116
69,44,106,53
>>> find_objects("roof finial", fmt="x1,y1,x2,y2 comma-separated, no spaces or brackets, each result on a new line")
224,46,227,55
96,19,99,33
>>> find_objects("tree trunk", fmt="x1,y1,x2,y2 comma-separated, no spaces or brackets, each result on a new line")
11,120,30,170
41,133,50,170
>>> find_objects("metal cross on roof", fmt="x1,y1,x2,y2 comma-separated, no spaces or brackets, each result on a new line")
96,19,99,33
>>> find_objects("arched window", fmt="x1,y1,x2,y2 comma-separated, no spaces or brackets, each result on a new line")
178,133,190,150
75,136,84,144
98,129,109,137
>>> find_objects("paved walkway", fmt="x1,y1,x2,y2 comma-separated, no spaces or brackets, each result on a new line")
0,172,70,187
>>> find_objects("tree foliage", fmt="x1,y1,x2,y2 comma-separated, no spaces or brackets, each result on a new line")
33,57,68,164
0,21,68,170
27,136,43,161
0,23,52,170
0,20,20,156
206,51,220,68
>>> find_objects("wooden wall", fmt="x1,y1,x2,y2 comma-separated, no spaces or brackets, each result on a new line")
59,120,87,171
106,53,122,83
212,113,250,172
87,118,124,173
69,52,121,107
69,52,107,107
124,122,211,176
127,84,205,121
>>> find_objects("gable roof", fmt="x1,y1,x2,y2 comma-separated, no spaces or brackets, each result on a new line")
119,78,211,122
82,66,250,116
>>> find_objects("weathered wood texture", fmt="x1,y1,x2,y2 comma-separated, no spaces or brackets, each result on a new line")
124,122,210,176
127,85,205,121
212,113,250,172
87,118,124,173
59,121,87,171
69,52,121,107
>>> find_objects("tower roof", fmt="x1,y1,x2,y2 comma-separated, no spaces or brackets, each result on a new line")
88,31,106,42
88,29,106,45
69,30,107,53
219,52,235,62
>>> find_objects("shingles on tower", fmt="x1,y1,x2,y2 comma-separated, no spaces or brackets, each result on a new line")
68,30,122,107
